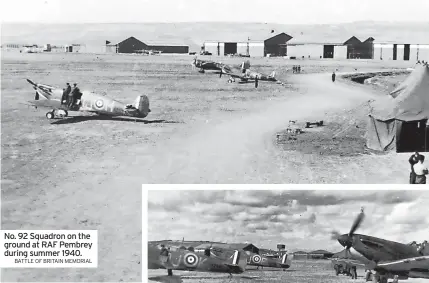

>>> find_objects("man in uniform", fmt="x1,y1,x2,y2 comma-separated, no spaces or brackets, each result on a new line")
68,83,80,109
62,83,71,105
409,152,422,184
332,71,336,82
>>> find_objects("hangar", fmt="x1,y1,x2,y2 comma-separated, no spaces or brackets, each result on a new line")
105,36,189,54
203,32,293,57
373,42,429,62
286,35,375,60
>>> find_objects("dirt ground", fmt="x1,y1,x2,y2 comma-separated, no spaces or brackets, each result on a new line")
147,259,429,283
0,52,418,282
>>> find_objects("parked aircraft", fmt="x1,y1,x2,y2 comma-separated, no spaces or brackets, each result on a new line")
332,208,429,283
26,79,150,120
247,252,292,270
220,61,286,88
191,57,225,74
148,244,247,277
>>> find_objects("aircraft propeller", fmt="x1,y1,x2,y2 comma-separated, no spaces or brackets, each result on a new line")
332,208,365,251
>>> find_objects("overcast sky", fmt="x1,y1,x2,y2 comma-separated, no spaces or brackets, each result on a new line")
1,0,429,24
148,190,429,252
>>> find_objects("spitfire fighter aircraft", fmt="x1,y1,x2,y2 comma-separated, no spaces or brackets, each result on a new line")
247,252,292,270
191,57,225,74
26,79,150,120
220,61,286,88
148,244,247,277
332,208,429,283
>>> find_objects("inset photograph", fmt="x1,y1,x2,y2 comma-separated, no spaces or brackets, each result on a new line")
147,190,429,283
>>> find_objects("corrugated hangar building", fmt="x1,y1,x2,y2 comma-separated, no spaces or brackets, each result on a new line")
105,36,189,54
286,35,375,60
203,32,293,57
373,42,429,61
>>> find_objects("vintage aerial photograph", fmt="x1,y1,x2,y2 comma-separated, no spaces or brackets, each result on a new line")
148,190,429,283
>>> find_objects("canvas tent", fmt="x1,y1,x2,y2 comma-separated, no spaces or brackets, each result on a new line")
366,64,429,152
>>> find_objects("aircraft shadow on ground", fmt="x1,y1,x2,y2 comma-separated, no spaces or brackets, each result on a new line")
50,115,183,125
148,275,184,283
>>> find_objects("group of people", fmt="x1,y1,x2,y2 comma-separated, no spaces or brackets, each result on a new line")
409,152,429,184
292,65,302,73
61,83,82,108
417,60,428,65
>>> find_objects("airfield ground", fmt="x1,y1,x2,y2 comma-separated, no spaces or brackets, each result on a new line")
0,52,418,281
147,259,428,283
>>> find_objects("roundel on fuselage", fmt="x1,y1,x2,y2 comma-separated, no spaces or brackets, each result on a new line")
94,99,104,109
252,254,262,263
183,252,199,268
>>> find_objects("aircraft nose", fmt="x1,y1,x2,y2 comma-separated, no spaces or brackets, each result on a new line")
338,234,352,247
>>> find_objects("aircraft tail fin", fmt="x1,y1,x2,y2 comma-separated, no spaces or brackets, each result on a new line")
241,60,251,72
135,95,151,118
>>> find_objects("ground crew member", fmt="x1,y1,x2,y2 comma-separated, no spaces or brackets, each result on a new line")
409,152,422,184
255,76,259,88
68,83,80,108
62,83,71,105
332,72,336,82
298,65,301,73
413,154,428,184
351,266,357,279
293,66,296,73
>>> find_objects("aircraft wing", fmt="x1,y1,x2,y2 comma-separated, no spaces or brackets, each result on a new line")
376,256,429,272
24,99,63,109
332,258,366,267
221,66,246,79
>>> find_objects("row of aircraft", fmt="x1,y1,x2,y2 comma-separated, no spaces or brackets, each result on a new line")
25,57,284,120
191,57,286,88
148,243,292,277
148,209,428,283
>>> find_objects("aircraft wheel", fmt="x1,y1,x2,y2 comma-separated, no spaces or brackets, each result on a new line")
46,112,54,119
380,276,388,283
63,110,68,117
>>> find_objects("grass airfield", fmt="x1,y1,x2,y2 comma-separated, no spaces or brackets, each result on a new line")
148,259,429,283
1,51,419,281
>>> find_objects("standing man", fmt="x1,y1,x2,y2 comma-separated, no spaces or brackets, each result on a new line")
332,71,336,82
62,83,71,105
409,152,422,184
413,154,428,184
68,83,80,109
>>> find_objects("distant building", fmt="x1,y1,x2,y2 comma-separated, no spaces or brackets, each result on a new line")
292,251,309,260
287,35,375,60
373,42,429,62
203,32,293,57
105,36,189,54
308,250,335,259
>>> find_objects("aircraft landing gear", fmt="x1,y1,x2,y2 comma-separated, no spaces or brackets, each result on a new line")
46,111,55,119
167,269,173,276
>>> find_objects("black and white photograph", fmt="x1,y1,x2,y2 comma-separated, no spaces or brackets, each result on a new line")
147,189,429,283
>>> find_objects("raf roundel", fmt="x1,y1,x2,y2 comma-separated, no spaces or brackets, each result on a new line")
184,253,199,268
94,99,104,109
252,255,262,263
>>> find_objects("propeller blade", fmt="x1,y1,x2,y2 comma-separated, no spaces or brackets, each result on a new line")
349,209,365,236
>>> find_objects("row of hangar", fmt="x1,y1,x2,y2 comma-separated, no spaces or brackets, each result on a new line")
202,32,429,61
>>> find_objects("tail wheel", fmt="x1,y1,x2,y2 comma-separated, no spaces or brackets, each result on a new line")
46,112,54,119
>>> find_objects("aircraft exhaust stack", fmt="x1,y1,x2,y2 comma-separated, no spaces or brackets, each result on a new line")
135,95,151,118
